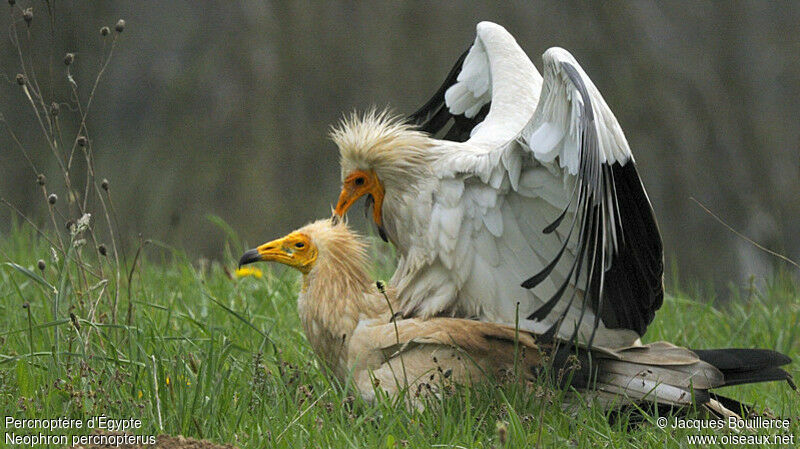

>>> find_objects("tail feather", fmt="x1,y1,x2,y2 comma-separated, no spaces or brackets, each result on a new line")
720,366,794,388
692,348,791,372
692,348,795,389
578,343,793,419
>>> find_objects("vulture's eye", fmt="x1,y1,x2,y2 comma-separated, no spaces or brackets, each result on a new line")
295,242,305,249
354,177,365,186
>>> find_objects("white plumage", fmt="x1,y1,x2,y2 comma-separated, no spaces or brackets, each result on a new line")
334,22,664,349
238,220,793,414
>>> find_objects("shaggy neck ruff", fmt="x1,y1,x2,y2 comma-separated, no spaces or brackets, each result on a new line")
294,220,387,377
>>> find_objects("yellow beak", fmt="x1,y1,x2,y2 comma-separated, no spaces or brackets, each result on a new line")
239,237,289,266
239,234,316,274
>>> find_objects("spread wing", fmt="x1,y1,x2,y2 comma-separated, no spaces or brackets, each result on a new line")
392,21,545,322
407,21,541,143
406,49,488,142
420,46,663,346
518,48,664,341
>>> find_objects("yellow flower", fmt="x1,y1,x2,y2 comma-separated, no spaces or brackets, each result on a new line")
138,390,143,399
235,267,263,279
166,376,170,386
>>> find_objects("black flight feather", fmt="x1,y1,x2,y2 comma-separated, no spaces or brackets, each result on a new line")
523,61,664,340
407,48,491,142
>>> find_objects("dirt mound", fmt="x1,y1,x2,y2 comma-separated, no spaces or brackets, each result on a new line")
72,434,237,449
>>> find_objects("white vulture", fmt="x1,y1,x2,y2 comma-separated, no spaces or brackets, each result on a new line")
332,22,663,348
238,219,793,413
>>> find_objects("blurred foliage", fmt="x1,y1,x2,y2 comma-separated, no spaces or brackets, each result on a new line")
1,1,799,296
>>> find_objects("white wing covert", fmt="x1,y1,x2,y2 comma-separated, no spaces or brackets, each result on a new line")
395,23,662,348
519,48,663,342
409,21,540,144
395,21,545,322
431,47,663,345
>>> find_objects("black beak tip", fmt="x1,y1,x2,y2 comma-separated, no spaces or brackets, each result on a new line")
238,248,261,268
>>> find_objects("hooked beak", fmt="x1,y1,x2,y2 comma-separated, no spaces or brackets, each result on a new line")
238,234,316,274
238,237,288,268
334,185,367,219
334,170,385,231
238,248,262,267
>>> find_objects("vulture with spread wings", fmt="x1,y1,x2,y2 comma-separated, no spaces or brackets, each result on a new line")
333,22,663,348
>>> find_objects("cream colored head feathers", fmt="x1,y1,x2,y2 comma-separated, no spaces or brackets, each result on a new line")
294,218,369,288
240,218,369,285
331,109,434,188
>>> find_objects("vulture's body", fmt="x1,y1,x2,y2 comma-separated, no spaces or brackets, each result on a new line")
239,220,793,414
334,22,664,349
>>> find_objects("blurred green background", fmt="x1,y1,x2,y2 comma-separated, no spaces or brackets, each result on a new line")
1,1,799,295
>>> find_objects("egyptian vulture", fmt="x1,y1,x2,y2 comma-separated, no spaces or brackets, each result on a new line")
333,22,663,348
238,219,793,412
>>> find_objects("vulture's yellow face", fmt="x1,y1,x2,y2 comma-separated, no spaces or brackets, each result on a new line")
334,169,384,227
239,231,318,274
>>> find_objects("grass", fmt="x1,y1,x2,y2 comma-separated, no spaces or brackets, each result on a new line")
0,221,798,449
2,5,797,448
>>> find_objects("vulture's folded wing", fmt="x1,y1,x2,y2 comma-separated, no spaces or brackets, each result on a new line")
348,317,542,398
361,318,538,360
